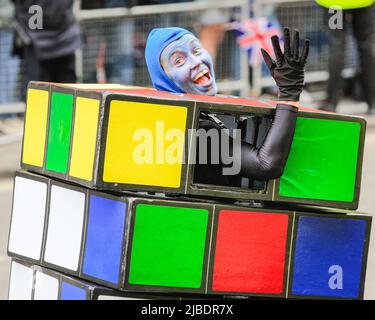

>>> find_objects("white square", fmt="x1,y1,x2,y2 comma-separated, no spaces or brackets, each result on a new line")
34,271,59,300
8,176,47,260
8,261,34,300
44,185,85,271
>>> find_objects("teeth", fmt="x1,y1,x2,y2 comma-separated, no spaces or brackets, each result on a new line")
194,70,209,82
194,72,204,82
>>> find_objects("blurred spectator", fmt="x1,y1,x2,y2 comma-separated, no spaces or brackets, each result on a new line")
102,0,134,84
0,0,19,104
12,0,82,101
195,0,231,64
81,0,134,84
317,1,375,114
0,0,22,137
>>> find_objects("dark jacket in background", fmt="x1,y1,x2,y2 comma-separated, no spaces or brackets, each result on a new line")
12,0,81,60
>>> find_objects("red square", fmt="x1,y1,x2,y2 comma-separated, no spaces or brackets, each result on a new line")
212,210,290,294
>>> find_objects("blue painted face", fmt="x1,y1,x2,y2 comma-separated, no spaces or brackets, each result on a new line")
160,34,217,96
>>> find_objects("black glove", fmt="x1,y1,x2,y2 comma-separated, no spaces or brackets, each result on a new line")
261,28,310,102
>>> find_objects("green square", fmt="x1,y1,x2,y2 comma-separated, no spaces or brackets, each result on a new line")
279,118,361,202
129,204,209,289
45,92,74,173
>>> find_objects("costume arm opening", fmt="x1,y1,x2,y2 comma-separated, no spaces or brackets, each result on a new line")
236,103,298,180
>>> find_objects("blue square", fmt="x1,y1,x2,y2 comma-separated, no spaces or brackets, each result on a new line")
291,215,368,298
82,195,127,284
61,282,87,300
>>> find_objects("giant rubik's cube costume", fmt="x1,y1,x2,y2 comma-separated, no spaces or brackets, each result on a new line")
7,27,372,300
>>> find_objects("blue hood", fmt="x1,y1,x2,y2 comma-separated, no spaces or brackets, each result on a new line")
145,27,193,93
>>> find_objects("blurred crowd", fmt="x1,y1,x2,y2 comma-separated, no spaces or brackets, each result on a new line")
0,0,374,138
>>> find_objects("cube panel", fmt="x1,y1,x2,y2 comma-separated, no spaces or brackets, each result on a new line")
128,204,209,289
43,184,86,272
280,118,361,202
8,175,48,261
211,210,290,296
22,86,49,168
69,97,100,181
8,261,34,300
289,214,371,299
34,271,59,300
103,100,188,188
45,92,74,174
82,194,127,284
60,282,87,300
8,171,371,299
20,82,366,210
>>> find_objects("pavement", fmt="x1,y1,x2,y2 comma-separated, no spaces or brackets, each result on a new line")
1,103,375,300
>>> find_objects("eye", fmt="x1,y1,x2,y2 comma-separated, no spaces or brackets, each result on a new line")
175,57,185,66
193,47,202,55
171,53,186,67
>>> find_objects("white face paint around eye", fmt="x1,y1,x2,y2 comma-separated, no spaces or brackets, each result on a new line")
160,34,218,96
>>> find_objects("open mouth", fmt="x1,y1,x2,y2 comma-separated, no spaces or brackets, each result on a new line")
193,69,212,86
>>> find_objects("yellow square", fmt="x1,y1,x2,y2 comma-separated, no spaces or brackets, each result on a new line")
69,97,100,181
22,89,49,167
103,100,188,188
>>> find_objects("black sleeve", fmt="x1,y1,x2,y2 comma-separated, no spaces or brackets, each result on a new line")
236,103,298,180
196,104,297,183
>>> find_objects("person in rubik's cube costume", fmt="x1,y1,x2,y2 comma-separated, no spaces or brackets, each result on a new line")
6,26,372,300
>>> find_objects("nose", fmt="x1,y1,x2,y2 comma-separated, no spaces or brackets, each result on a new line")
189,53,202,70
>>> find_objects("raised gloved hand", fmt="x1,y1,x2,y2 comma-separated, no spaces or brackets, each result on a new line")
261,28,310,102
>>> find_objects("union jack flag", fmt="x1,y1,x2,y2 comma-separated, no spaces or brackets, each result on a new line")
231,18,282,66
